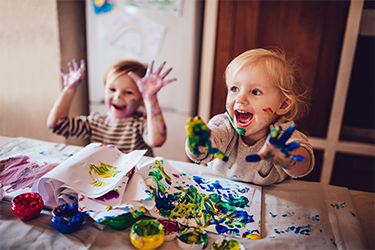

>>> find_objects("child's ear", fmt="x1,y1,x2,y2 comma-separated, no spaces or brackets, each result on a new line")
276,97,293,115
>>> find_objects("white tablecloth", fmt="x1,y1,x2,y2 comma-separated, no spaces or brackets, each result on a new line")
0,137,370,249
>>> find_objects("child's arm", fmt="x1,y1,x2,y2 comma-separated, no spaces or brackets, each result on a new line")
185,116,228,162
128,61,176,147
47,59,85,130
246,123,311,177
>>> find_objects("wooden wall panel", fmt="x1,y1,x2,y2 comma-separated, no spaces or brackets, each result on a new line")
211,0,350,138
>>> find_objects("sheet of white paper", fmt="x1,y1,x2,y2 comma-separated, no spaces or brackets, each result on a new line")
103,13,166,61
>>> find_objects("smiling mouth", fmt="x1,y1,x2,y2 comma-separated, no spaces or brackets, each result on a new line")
235,110,253,126
113,104,126,111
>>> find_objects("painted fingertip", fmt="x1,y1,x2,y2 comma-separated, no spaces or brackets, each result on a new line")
287,141,300,151
222,155,229,162
246,154,261,162
291,155,305,162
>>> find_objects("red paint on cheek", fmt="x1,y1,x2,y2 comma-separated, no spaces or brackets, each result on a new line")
262,107,274,116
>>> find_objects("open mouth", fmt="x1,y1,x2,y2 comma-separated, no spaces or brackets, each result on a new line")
113,104,126,111
235,110,253,127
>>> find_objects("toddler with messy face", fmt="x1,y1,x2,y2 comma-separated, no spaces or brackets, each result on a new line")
186,48,315,185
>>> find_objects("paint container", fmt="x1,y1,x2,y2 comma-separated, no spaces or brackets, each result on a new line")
177,227,209,250
130,219,165,250
11,192,44,221
106,213,135,230
211,238,245,250
157,218,179,241
51,203,85,234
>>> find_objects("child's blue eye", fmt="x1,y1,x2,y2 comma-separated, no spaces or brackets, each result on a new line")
230,86,239,93
109,88,116,92
125,91,134,95
252,89,262,95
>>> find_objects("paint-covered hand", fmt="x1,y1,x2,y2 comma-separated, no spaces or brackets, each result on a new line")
60,59,85,90
128,61,176,101
245,123,305,169
186,116,228,162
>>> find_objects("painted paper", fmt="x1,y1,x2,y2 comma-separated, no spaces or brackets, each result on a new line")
0,153,61,199
104,13,166,62
31,143,154,222
138,157,262,238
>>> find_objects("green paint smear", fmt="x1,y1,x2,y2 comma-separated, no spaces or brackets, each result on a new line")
178,229,208,245
226,110,246,136
132,220,163,237
212,239,241,250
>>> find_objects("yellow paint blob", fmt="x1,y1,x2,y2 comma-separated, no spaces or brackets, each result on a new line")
130,220,165,250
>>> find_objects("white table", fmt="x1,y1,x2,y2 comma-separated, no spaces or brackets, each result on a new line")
0,136,373,249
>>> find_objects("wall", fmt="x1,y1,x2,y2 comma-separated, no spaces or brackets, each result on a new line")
0,0,88,146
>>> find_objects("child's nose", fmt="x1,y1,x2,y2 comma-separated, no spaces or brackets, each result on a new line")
236,94,248,104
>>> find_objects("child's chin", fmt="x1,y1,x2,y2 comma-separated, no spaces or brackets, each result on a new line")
110,110,129,118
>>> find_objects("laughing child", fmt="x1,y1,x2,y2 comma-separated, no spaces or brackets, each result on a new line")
186,48,314,185
47,59,176,157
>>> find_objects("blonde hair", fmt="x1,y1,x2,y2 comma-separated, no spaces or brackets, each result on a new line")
224,48,310,121
104,60,147,86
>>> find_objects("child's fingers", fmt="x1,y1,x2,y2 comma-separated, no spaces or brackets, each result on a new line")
146,60,154,76
278,123,295,145
160,67,172,79
128,72,141,82
286,141,299,152
72,59,78,71
68,62,73,72
80,60,86,71
155,61,166,75
161,78,177,87
269,126,281,144
291,155,305,162
60,70,66,78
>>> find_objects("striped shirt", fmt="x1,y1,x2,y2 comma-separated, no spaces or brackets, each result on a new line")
51,111,154,156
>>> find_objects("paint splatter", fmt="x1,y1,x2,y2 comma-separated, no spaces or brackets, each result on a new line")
262,107,274,123
0,155,59,192
89,161,121,187
226,110,246,135
147,160,254,236
274,224,313,235
330,202,356,216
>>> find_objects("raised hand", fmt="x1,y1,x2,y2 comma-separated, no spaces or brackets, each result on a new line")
60,59,85,90
245,123,305,169
128,61,176,101
186,116,228,162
